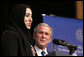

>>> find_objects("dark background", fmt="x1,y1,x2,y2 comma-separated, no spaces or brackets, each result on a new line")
1,0,76,34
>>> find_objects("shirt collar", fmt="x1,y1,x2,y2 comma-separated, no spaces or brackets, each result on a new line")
34,44,48,56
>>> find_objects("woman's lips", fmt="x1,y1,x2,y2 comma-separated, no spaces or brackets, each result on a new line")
27,23,32,26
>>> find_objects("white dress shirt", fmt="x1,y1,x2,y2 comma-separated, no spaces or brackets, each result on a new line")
34,44,48,56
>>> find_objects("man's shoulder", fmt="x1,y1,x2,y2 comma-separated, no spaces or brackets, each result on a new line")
47,51,56,56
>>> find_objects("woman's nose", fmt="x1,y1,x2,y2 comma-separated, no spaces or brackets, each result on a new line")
29,17,32,22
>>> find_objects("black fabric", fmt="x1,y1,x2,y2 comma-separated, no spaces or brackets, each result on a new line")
9,4,29,34
1,4,34,56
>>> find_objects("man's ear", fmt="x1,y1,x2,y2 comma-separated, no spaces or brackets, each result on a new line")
49,37,52,43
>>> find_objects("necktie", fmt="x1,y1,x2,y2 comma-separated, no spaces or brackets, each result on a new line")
41,51,46,56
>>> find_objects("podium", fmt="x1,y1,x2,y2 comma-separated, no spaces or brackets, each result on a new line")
47,51,71,56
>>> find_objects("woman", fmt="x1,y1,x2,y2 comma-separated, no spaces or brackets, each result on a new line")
1,4,34,56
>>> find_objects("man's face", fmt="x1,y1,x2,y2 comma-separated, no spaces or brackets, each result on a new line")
24,8,33,29
34,26,52,48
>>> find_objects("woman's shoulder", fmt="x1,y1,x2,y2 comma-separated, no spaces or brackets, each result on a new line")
1,26,20,38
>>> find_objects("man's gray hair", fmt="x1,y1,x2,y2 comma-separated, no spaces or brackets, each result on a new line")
34,23,53,37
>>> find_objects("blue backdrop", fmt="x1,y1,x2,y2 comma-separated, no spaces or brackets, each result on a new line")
43,15,83,56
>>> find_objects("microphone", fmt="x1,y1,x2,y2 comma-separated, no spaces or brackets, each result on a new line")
53,39,67,46
53,39,78,55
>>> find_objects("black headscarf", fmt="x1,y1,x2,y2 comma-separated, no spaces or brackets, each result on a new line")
9,4,34,45
9,4,31,34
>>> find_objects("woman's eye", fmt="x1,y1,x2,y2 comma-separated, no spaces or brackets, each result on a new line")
25,14,29,17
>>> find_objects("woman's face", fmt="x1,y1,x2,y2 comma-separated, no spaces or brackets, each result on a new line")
24,8,33,29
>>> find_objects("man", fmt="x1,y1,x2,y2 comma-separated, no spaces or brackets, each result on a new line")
33,23,71,56
33,23,53,56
